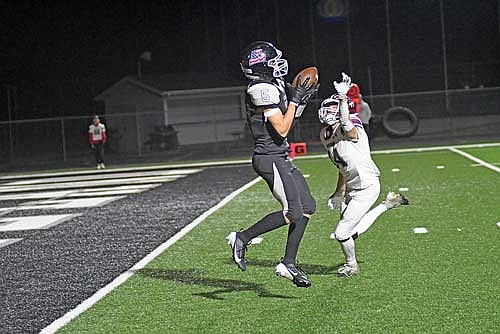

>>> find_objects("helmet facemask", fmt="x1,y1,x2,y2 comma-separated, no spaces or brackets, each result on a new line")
318,98,340,125
267,49,288,78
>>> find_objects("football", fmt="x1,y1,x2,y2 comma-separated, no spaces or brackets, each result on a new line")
292,66,319,89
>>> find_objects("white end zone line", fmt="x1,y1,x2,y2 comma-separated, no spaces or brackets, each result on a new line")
448,147,500,174
39,176,262,334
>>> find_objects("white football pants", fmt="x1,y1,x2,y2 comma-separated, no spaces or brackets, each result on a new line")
335,181,381,241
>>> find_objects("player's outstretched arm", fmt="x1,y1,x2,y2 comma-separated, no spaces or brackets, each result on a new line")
339,97,359,141
334,73,358,141
267,77,318,138
266,104,297,137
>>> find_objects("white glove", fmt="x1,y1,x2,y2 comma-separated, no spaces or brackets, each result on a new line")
333,72,352,97
327,192,344,210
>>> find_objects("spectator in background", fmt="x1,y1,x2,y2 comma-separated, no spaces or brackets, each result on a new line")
348,84,373,138
358,94,373,137
89,115,107,169
347,83,361,113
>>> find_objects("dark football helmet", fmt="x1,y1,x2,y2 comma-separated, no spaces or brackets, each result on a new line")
240,41,288,80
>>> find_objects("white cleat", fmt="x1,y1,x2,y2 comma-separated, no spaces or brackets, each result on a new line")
96,164,101,170
100,163,106,169
337,263,360,278
382,191,409,210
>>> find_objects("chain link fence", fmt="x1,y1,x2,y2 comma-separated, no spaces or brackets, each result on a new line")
1,87,499,168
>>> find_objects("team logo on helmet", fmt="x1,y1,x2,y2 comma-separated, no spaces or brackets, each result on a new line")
249,49,266,66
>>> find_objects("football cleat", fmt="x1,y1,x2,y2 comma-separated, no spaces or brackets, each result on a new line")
337,263,360,278
382,192,409,210
275,262,311,288
226,232,247,271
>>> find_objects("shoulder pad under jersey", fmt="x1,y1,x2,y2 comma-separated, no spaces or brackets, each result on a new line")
247,82,280,107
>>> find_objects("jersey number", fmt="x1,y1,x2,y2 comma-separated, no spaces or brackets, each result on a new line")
260,89,270,103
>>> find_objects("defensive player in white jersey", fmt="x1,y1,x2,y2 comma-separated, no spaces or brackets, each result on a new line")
319,73,409,277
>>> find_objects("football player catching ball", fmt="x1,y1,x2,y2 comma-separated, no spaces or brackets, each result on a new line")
319,72,409,277
227,41,318,287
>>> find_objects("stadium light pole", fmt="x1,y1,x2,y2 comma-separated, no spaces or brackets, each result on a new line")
385,0,395,106
309,0,317,65
346,1,353,75
440,0,449,110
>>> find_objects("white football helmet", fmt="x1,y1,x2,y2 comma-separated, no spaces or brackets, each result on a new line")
318,95,341,125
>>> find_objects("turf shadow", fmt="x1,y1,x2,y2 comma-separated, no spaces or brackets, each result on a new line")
138,268,297,300
227,259,339,275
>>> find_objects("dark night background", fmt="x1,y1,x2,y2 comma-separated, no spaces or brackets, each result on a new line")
1,0,499,120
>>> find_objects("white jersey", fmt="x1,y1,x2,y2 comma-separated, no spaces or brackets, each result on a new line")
89,123,106,142
321,123,380,191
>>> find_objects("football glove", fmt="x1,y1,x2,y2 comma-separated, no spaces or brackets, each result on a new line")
327,192,344,210
333,72,352,98
289,78,319,106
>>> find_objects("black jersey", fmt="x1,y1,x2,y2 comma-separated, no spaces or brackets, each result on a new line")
246,78,289,156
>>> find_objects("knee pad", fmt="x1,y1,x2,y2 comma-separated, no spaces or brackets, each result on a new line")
334,228,353,242
304,195,316,216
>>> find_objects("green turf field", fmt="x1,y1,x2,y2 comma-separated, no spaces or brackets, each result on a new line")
59,146,500,334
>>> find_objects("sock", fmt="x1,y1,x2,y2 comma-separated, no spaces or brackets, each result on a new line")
239,211,287,244
340,237,357,266
352,204,387,237
283,216,310,265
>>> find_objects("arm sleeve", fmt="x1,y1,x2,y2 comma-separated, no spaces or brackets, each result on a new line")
339,100,354,132
295,104,306,118
247,83,281,108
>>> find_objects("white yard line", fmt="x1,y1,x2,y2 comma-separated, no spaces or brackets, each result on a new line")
0,238,23,248
0,162,247,180
448,147,500,174
39,176,262,334
0,175,186,193
0,184,162,201
3,169,201,186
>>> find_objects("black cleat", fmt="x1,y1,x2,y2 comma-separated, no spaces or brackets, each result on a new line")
226,232,247,271
275,262,311,288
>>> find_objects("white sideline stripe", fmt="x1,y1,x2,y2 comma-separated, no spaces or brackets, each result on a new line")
39,176,262,334
3,169,201,186
448,148,500,174
4,142,500,181
296,142,500,160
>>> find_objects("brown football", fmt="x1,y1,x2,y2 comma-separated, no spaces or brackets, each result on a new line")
292,66,319,89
